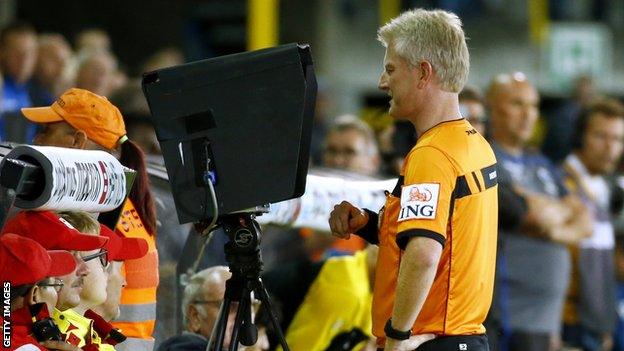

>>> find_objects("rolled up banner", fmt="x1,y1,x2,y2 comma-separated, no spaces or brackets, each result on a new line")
3,145,127,212
258,174,396,231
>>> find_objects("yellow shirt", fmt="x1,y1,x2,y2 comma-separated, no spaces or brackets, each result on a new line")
53,309,116,350
279,250,373,351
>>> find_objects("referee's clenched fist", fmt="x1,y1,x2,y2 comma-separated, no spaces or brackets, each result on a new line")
328,201,369,239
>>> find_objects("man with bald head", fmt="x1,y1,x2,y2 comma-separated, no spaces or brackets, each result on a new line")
487,73,592,351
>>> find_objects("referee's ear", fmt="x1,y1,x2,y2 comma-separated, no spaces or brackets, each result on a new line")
416,61,434,89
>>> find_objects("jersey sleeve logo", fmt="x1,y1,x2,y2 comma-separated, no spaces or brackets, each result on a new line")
398,183,440,221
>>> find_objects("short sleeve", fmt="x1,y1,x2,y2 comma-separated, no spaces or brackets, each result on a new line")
396,146,456,249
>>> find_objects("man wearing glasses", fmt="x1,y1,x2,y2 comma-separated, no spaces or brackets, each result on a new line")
157,266,268,351
2,210,108,350
51,211,148,351
0,233,79,351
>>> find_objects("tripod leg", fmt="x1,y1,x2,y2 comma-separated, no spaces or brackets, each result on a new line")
256,280,290,351
228,295,249,351
208,297,232,351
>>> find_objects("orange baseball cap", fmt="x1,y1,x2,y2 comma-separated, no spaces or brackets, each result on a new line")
21,88,127,150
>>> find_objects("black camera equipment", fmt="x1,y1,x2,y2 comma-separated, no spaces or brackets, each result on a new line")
142,43,316,351
32,318,63,342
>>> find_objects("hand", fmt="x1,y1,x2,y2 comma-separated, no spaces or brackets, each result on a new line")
384,334,435,351
329,201,368,239
40,340,82,351
524,194,569,233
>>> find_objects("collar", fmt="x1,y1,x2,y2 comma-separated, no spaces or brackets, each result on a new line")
84,309,126,345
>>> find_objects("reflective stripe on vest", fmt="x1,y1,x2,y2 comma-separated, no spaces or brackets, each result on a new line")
116,303,157,323
112,199,158,340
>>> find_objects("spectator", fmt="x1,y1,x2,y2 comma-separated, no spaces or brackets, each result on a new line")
75,28,111,54
31,33,72,105
2,211,110,348
542,75,599,164
304,115,382,260
0,21,38,142
487,72,592,351
91,223,148,322
50,211,120,350
322,114,381,177
0,233,79,351
561,99,624,351
75,51,119,97
141,47,184,73
263,245,378,351
51,211,148,350
20,88,159,351
157,266,268,351
459,85,487,135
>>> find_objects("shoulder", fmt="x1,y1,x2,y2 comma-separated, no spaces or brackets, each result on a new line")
157,333,207,351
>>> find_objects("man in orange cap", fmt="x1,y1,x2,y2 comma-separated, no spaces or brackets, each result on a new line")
0,233,79,351
21,88,159,351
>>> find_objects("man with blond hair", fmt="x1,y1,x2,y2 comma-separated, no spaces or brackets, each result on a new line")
330,9,497,351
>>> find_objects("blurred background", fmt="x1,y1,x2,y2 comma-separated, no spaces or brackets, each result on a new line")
3,0,623,118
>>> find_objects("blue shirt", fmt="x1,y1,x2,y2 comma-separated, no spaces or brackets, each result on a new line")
614,283,624,350
1,75,37,142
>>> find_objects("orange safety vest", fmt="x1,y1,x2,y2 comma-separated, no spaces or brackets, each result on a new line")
111,199,158,350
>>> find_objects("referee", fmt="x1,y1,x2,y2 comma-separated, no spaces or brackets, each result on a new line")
329,9,498,351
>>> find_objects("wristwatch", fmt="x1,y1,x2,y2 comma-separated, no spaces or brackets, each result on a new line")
384,319,411,340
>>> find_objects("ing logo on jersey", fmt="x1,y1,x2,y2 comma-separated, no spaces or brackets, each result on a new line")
408,186,432,202
399,183,440,221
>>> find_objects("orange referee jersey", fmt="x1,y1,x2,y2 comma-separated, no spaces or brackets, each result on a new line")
372,119,498,340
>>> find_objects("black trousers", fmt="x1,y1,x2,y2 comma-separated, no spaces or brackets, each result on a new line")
378,334,490,351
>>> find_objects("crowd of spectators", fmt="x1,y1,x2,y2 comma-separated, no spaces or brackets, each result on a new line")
2,16,624,351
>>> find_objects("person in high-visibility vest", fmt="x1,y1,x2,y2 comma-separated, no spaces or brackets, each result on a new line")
21,88,159,351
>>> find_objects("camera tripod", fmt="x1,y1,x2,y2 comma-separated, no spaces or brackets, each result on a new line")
207,212,290,351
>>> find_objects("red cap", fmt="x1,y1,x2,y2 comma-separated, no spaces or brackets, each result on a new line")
0,234,77,286
99,224,148,261
2,211,108,251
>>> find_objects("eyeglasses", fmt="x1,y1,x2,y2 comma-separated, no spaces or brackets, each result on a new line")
37,278,64,293
81,249,109,268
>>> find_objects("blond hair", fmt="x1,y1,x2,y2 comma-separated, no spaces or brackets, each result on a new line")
378,9,469,93
57,211,100,235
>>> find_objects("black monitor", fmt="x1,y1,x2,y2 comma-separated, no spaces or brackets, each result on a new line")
142,44,316,224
